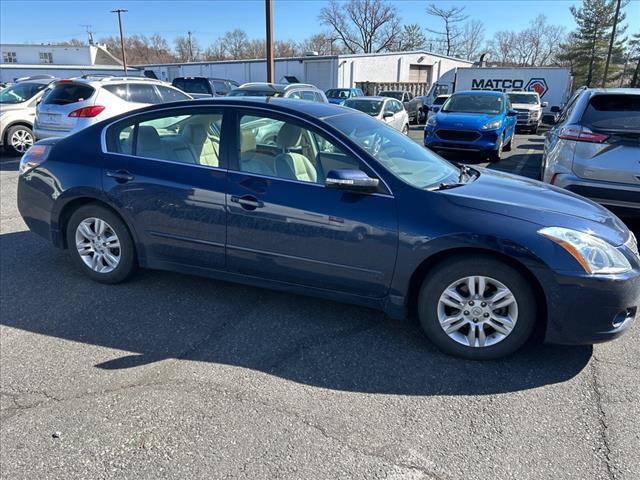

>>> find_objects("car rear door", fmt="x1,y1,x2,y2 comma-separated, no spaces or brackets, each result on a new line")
225,108,398,297
573,93,640,187
102,106,229,269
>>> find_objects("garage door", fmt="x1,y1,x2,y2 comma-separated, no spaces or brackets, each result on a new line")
304,60,335,91
409,64,432,83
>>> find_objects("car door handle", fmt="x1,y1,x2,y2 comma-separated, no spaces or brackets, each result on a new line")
230,195,264,210
106,170,135,183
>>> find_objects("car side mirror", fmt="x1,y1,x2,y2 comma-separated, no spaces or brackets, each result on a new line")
550,106,561,113
507,109,518,116
541,101,548,108
325,169,379,192
432,106,440,113
383,111,393,118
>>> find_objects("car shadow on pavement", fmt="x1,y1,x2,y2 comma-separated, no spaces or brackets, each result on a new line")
1,230,593,396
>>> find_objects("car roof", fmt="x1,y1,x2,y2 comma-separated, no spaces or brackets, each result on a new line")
65,76,167,86
16,78,56,85
507,91,538,95
456,90,505,97
584,88,640,96
236,82,318,92
345,96,387,101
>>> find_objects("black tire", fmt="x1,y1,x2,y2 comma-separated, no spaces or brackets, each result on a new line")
532,125,539,135
5,125,34,156
402,124,409,135
418,255,537,360
66,204,137,284
488,134,504,162
503,133,512,152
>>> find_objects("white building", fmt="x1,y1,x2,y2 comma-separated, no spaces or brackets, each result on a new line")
139,51,472,92
0,43,140,82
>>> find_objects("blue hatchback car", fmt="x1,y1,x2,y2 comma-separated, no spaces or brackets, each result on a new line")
17,98,640,360
424,90,517,161
325,88,364,105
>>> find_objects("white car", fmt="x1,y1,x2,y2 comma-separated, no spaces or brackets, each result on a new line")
507,91,547,134
34,76,192,140
343,96,410,134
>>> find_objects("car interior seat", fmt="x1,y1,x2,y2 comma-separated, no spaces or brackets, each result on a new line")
182,123,219,167
273,124,317,183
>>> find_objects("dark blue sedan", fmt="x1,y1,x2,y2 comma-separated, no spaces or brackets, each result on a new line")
424,90,517,161
17,98,640,360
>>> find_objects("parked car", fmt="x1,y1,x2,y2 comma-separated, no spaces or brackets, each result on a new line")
34,76,191,140
17,98,639,360
425,94,451,122
424,90,517,162
343,96,409,134
227,83,328,102
325,88,364,105
171,76,239,98
507,91,547,134
0,76,56,155
542,88,640,218
379,90,422,123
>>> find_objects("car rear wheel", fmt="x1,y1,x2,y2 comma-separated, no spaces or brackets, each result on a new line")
66,204,137,284
418,256,537,360
6,125,34,155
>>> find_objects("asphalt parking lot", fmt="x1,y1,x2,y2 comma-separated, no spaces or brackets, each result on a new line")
1,132,639,480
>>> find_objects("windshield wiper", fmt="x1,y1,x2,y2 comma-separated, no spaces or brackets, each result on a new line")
427,166,478,191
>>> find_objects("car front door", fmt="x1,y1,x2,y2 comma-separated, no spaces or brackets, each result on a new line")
225,109,398,297
102,107,228,269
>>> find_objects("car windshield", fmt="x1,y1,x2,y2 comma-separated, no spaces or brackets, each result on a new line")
379,91,403,101
508,93,539,105
442,94,503,114
227,89,281,97
433,96,448,105
0,82,46,104
327,113,459,189
581,94,640,131
344,99,383,116
326,89,351,99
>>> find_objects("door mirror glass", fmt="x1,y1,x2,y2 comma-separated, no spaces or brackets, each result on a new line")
550,105,561,113
383,111,393,118
325,169,379,192
541,101,549,108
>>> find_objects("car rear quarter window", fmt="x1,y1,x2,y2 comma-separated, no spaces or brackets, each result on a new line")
581,94,640,131
301,90,317,102
156,86,191,102
210,80,229,95
43,83,95,105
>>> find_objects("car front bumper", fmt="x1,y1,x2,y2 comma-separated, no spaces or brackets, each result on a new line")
539,265,640,345
424,127,500,152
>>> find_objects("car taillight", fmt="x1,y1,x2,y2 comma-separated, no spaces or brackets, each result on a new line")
19,144,51,175
68,105,105,118
558,126,609,143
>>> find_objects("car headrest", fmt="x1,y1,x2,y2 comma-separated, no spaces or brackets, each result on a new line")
240,129,256,153
277,123,302,149
183,124,207,144
137,125,161,150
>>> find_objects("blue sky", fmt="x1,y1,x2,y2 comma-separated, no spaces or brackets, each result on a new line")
1,0,638,47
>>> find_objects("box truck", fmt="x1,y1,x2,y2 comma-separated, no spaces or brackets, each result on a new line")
426,67,573,114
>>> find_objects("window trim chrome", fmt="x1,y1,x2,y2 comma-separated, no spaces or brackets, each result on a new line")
100,103,394,196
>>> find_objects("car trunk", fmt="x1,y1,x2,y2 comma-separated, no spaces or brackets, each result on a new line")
37,82,97,132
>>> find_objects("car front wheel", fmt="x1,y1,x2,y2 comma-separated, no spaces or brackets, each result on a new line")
66,204,137,284
418,256,537,360
6,125,34,156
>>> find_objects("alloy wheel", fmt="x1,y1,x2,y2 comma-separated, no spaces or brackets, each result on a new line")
75,217,121,273
437,275,518,348
10,128,34,154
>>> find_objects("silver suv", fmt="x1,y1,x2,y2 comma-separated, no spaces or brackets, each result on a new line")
0,76,56,155
542,88,640,218
227,83,328,102
35,76,191,140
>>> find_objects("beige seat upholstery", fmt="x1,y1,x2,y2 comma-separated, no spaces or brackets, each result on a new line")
274,124,317,183
239,130,275,176
182,124,219,167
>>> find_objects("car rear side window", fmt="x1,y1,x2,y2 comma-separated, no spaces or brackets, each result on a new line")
128,84,162,104
156,86,191,102
210,80,229,95
581,94,640,131
43,83,95,105
301,91,316,102
174,79,210,95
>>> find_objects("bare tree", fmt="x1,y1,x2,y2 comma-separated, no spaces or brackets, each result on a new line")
244,39,266,59
59,38,86,47
319,0,401,53
274,40,299,58
222,29,249,59
426,4,468,56
299,33,343,55
400,24,427,51
203,40,228,61
458,20,485,61
174,34,200,62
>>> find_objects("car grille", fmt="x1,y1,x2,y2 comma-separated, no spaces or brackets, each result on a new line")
514,109,532,120
435,129,481,142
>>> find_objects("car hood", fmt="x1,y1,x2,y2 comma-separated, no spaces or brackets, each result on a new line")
434,111,502,130
511,103,540,110
443,169,629,246
328,98,346,105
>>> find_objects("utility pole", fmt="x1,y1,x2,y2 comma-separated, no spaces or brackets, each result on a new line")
187,31,193,62
265,0,274,83
602,0,622,87
81,24,94,45
111,9,128,76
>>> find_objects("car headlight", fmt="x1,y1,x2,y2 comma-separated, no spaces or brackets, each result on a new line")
481,120,502,130
539,227,632,274
426,116,437,127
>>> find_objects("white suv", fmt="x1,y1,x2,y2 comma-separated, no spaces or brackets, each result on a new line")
34,76,192,140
